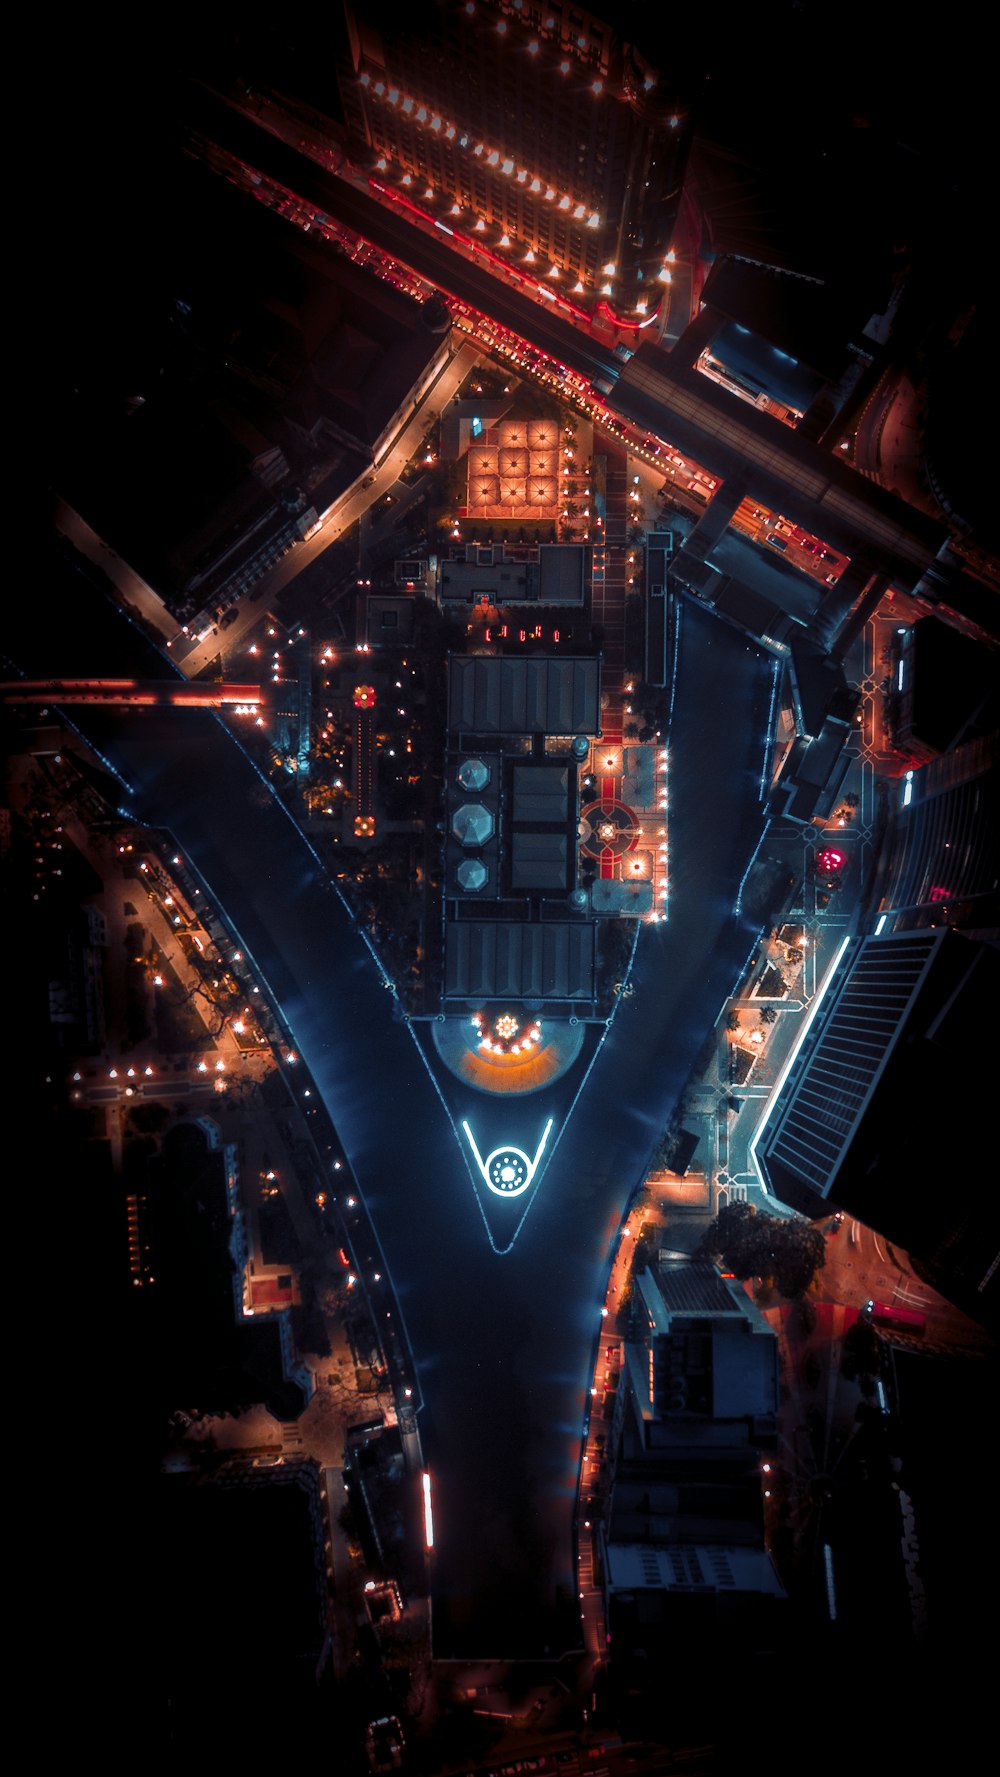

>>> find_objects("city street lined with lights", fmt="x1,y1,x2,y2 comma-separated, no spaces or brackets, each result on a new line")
12,552,775,1657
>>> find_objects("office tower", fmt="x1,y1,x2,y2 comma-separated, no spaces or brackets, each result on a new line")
753,927,1000,1331
337,0,691,324
600,1264,783,1732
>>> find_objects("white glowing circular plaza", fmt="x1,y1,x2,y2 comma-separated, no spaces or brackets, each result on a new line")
485,1147,532,1195
462,1119,554,1198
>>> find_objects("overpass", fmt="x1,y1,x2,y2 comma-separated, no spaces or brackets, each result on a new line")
0,679,262,709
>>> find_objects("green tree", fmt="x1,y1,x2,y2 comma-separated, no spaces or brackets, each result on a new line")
697,1202,825,1298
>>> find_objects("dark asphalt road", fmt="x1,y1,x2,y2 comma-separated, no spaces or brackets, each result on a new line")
20,550,773,1656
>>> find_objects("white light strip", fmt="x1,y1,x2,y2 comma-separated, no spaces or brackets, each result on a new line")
462,1119,554,1198
422,1471,434,1549
533,1116,554,1171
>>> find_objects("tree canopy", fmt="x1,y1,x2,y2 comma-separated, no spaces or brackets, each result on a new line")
697,1201,825,1298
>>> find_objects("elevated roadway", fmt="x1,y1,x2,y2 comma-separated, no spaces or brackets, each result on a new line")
0,678,262,708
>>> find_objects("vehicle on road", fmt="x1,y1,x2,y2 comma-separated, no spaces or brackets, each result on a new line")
864,1299,926,1332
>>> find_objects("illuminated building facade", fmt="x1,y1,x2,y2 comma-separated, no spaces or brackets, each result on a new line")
337,0,690,322
443,654,601,1012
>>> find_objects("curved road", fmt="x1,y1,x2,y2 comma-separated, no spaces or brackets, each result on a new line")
21,551,775,1656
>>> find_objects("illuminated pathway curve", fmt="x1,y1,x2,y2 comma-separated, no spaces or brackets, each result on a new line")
21,564,776,1658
